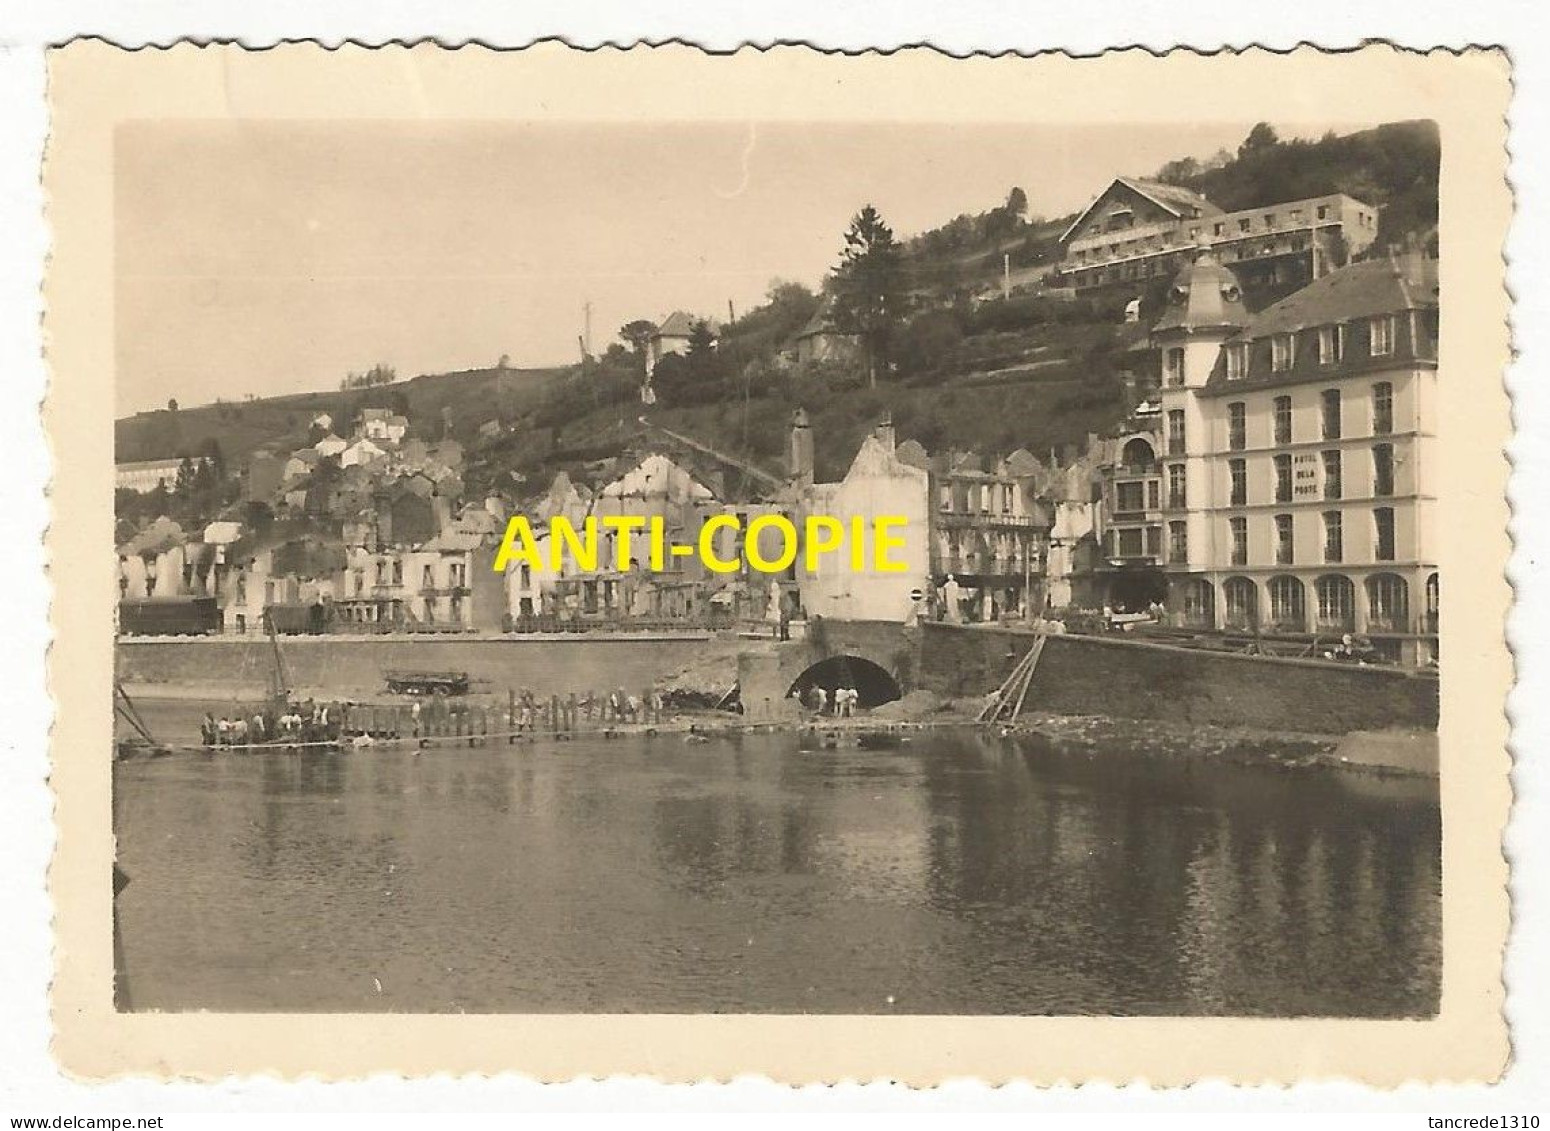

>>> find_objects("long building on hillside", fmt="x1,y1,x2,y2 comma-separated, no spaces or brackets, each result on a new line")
1057,176,1381,295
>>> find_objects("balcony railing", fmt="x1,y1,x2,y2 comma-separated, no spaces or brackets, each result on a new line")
937,512,1042,530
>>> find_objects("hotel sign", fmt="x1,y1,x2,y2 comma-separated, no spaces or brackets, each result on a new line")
1292,452,1323,500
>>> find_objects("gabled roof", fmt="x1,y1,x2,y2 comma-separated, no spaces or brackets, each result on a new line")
655,311,699,338
796,295,855,340
655,311,719,340
1060,176,1222,244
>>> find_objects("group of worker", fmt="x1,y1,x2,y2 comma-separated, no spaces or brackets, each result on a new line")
802,685,860,717
200,701,343,748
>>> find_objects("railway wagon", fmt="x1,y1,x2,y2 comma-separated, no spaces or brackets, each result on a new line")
117,595,222,636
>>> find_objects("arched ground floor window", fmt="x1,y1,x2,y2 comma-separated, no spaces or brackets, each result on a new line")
1425,572,1440,635
1223,576,1258,631
1315,574,1356,633
1180,577,1215,628
1365,573,1410,633
1267,575,1306,633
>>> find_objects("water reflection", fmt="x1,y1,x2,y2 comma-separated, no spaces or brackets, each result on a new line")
114,705,1439,1016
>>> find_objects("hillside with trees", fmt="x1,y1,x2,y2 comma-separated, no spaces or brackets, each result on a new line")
1151,119,1440,252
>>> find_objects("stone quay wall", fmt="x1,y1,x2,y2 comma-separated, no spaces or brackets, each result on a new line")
117,633,740,699
910,623,1439,734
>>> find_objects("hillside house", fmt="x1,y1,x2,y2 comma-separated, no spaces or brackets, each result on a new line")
645,311,716,375
358,408,409,445
115,457,194,495
313,433,348,459
793,297,862,365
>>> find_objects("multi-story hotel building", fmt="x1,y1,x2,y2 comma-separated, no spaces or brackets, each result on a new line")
1098,246,1439,664
1057,177,1382,296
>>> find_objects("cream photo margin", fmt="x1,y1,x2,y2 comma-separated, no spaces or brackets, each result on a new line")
44,41,1513,1085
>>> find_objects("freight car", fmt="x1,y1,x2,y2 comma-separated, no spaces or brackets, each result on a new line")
117,595,222,636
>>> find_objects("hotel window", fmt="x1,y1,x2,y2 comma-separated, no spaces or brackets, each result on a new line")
1164,347,1185,386
1229,516,1248,566
1001,485,1013,514
1225,342,1249,381
1318,324,1346,365
1213,222,1225,236
1238,218,1251,233
1167,464,1187,509
1316,204,1329,220
1290,208,1304,224
1322,450,1343,500
392,559,403,585
1321,389,1342,440
940,484,953,511
1168,521,1188,562
1116,481,1144,513
1374,507,1397,562
1274,454,1293,503
1275,514,1294,565
1227,402,1246,451
1167,410,1186,455
1229,458,1247,506
1147,480,1160,509
1370,314,1397,356
1117,528,1144,557
1372,381,1394,434
1189,226,1201,240
422,564,435,590
1271,333,1296,372
1273,395,1293,444
1317,575,1355,630
1323,510,1344,563
1373,443,1395,497
1269,575,1305,629
1145,526,1161,557
1264,212,1276,228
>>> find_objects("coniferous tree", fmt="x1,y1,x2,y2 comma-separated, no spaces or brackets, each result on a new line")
831,204,904,389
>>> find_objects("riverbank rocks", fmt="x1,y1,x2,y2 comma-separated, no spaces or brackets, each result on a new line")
870,690,953,720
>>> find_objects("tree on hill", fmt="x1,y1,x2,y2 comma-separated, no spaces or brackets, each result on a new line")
831,204,904,389
1006,186,1028,218
619,319,657,364
1238,122,1280,159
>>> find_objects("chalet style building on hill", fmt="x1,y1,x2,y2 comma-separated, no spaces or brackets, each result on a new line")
1058,176,1381,296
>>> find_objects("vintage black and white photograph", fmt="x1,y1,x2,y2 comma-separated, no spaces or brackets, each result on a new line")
104,107,1447,1019
33,43,1513,1085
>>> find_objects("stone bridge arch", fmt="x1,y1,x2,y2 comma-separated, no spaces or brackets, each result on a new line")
739,619,919,720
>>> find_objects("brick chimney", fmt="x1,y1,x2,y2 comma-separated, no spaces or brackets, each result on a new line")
788,408,814,485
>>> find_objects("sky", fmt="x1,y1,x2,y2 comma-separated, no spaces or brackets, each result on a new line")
114,119,1363,414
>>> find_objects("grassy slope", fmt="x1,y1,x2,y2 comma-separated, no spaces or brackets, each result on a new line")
116,366,564,465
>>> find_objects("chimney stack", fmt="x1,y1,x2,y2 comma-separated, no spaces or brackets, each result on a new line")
873,411,896,454
788,408,814,486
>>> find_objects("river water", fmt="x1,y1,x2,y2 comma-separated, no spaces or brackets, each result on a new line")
114,700,1440,1016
